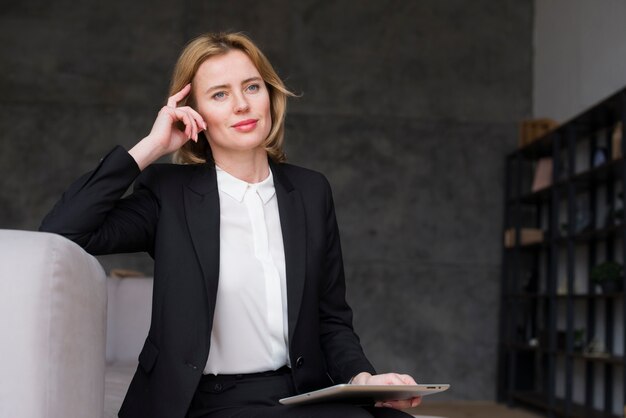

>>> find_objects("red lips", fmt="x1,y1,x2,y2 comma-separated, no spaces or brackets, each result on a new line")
232,119,258,128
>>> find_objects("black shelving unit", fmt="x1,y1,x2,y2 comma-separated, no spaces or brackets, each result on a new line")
498,87,626,418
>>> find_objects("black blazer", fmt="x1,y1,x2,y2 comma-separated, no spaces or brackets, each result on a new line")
40,146,375,418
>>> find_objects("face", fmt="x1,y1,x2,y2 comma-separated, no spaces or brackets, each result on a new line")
192,50,272,157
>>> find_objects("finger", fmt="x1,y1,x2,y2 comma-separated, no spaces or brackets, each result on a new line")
188,109,200,140
174,109,193,139
187,109,198,141
167,83,192,108
177,108,202,140
367,373,402,386
180,106,207,131
183,112,192,139
399,374,417,385
382,374,408,385
410,396,422,407
380,399,412,409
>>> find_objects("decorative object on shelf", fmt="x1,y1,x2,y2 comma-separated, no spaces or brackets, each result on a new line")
555,329,586,351
592,147,608,167
560,204,592,237
573,329,585,352
518,118,558,148
604,190,624,227
531,158,552,192
583,338,609,358
504,228,544,248
521,271,538,293
590,261,623,293
611,121,623,160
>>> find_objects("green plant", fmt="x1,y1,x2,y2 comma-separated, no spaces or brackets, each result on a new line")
590,261,623,284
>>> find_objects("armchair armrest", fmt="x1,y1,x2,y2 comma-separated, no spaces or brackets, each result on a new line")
0,229,107,418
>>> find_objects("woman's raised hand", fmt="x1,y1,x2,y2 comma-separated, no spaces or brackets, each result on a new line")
129,84,207,170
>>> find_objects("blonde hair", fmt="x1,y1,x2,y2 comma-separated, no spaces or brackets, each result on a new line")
170,32,295,164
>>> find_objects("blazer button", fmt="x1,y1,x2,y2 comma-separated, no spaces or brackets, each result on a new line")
214,383,223,392
296,356,304,368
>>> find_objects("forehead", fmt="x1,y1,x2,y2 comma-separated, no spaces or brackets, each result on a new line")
194,49,262,87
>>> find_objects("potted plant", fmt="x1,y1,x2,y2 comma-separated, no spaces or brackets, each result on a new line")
590,261,623,293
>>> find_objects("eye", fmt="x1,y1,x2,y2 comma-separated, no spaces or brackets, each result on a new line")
246,84,260,93
212,91,227,100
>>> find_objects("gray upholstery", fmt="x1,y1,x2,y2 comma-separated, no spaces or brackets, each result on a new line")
0,229,152,418
0,230,107,418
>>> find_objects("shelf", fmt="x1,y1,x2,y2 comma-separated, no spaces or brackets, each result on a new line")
504,241,545,251
511,86,626,160
570,351,624,365
512,391,621,418
500,87,626,418
504,224,626,251
562,223,624,243
508,158,625,206
503,343,624,364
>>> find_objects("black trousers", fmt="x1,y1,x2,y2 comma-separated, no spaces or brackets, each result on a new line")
186,367,413,418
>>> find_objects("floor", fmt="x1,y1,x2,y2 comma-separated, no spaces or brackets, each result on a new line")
405,401,543,418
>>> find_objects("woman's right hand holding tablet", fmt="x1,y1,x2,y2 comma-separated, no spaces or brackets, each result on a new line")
129,83,207,170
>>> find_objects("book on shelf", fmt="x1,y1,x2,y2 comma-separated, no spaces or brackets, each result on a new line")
531,158,552,192
612,121,623,160
504,228,544,247
518,118,558,148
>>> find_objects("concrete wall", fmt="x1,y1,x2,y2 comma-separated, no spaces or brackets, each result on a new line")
534,0,626,121
0,0,532,400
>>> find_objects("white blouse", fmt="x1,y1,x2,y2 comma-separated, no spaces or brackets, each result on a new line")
203,166,290,375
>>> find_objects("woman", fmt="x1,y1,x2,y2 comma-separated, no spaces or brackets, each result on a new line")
40,32,420,418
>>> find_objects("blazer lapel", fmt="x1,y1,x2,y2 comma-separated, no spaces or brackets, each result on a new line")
271,162,307,347
183,164,220,315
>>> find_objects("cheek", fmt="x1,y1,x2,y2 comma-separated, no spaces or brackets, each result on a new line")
197,105,225,130
259,95,272,126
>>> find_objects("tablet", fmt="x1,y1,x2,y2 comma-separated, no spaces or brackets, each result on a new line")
279,383,450,406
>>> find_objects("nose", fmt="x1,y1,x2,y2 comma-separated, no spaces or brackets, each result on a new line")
233,93,250,113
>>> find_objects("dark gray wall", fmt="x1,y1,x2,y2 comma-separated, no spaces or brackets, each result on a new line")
0,0,532,400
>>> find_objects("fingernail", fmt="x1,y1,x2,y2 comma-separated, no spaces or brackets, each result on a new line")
382,403,393,408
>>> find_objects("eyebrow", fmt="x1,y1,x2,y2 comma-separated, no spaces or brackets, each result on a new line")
205,77,263,94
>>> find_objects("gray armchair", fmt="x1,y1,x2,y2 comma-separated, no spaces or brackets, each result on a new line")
0,230,152,418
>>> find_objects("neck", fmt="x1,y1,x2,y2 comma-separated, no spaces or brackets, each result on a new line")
211,147,270,183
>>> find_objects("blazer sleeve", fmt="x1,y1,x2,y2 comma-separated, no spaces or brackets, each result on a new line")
318,177,377,383
39,146,160,257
